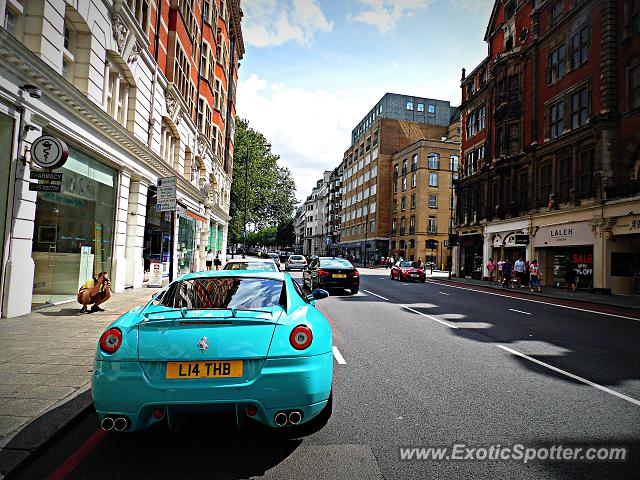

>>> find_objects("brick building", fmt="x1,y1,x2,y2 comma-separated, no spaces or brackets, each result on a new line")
0,0,243,317
455,0,640,294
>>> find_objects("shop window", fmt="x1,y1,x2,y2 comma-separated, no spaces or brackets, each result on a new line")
31,146,117,305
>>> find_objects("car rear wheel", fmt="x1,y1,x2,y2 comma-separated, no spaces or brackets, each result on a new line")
389,271,393,280
350,287,359,295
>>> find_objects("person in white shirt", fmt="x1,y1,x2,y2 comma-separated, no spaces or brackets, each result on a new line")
514,257,526,287
206,250,214,271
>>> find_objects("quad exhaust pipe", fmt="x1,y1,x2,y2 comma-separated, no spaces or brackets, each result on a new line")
274,410,303,426
101,416,129,432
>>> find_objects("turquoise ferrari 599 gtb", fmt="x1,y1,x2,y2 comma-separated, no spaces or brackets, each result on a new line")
92,271,333,433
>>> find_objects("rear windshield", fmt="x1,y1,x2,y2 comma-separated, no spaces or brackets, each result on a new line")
268,253,279,258
400,261,418,268
290,255,305,260
320,258,352,268
161,278,283,309
224,261,277,271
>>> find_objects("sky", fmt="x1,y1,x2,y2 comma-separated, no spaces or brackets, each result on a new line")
236,0,495,202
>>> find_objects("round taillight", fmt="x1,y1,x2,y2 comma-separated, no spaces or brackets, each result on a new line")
246,405,257,417
290,325,313,350
353,269,360,277
100,328,122,354
153,408,165,419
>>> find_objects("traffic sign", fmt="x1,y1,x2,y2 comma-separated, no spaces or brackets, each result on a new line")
157,176,177,212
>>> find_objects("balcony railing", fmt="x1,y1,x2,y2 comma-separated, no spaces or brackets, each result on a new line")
606,178,640,200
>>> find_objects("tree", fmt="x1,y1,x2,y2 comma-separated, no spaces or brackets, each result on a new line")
276,219,295,248
229,119,297,245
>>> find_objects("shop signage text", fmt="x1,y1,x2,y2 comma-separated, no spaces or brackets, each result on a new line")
29,183,62,192
157,176,177,212
533,222,594,247
612,216,640,235
30,171,63,181
31,135,69,169
514,234,529,244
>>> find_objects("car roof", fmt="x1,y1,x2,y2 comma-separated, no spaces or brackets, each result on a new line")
226,258,275,263
179,270,284,281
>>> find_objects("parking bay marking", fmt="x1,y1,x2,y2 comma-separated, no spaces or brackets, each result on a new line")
363,290,389,301
496,345,640,408
332,346,347,365
509,308,531,315
438,292,450,296
401,305,458,329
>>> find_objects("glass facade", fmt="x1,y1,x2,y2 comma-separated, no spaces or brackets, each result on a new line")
177,214,196,275
143,186,172,275
32,146,117,305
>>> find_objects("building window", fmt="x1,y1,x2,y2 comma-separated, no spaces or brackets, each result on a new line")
105,63,133,129
400,218,406,235
402,159,408,175
174,40,195,115
412,154,418,171
466,112,475,139
391,219,397,235
428,216,437,233
579,149,595,198
547,44,566,84
631,0,640,35
410,193,416,209
406,100,414,110
570,87,589,129
394,164,399,179
550,100,564,139
429,173,438,187
508,124,520,154
558,156,572,203
401,196,406,211
570,25,589,69
409,216,416,234
429,194,437,208
505,0,515,20
4,7,17,35
539,162,553,207
549,0,563,27
477,105,486,130
450,155,459,172
428,104,436,114
127,0,149,31
428,153,439,169
417,103,424,112
410,173,416,188
630,64,640,110
370,220,376,232
402,177,407,191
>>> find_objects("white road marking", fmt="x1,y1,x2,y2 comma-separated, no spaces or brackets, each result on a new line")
438,292,450,296
332,346,346,365
496,345,640,408
426,281,640,322
402,283,409,286
509,308,531,315
363,289,389,301
401,305,459,329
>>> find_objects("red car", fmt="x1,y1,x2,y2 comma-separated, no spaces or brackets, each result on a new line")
390,260,426,282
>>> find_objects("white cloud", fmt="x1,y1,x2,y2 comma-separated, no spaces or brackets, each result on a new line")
348,0,433,33
236,74,375,201
450,0,493,12
243,0,333,47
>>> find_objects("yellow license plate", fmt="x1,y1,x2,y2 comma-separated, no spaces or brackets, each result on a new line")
333,274,347,278
166,360,243,379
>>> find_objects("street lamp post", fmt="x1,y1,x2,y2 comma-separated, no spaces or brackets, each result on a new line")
448,167,456,279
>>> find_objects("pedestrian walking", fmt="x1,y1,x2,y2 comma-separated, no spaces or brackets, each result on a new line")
502,259,513,288
514,256,526,287
564,260,577,292
523,260,530,287
214,250,222,270
486,258,496,284
417,258,423,270
77,271,111,313
529,259,542,292
206,250,214,271
497,258,505,285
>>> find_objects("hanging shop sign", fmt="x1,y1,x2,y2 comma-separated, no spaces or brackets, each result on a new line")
31,135,68,169
157,176,177,212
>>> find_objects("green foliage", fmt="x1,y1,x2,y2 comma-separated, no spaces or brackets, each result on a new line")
229,118,297,245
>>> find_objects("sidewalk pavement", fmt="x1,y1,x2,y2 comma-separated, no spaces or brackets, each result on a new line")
0,285,159,475
430,275,640,310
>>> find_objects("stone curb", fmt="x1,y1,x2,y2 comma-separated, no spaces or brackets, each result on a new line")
0,389,94,479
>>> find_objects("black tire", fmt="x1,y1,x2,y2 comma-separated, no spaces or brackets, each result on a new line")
350,287,359,295
389,271,394,280
421,278,426,283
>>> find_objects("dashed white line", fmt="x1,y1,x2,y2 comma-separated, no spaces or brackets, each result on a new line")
509,308,531,315
402,283,409,286
496,345,640,408
426,281,640,322
363,289,389,301
438,292,450,296
401,305,459,329
332,346,346,365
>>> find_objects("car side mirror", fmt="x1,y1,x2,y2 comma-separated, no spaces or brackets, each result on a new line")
311,288,329,300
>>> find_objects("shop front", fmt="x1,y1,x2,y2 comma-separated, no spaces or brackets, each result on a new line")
533,221,594,290
31,145,117,305
177,206,197,275
458,228,483,278
610,214,640,295
143,185,172,282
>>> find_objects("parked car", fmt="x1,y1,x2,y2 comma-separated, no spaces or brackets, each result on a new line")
285,255,308,271
92,271,333,433
303,256,360,294
267,253,281,270
223,258,278,272
390,260,426,282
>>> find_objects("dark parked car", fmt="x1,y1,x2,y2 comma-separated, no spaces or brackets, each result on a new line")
303,257,359,294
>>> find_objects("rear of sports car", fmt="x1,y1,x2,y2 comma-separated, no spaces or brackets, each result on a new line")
92,273,333,432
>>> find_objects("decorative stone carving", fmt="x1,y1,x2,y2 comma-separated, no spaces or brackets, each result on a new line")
197,136,208,158
128,42,141,64
165,92,177,116
111,13,128,53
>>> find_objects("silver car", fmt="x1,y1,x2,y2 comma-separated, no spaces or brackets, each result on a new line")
285,254,307,271
223,258,278,272
266,253,281,270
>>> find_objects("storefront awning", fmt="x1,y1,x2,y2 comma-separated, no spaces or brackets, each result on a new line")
186,210,207,223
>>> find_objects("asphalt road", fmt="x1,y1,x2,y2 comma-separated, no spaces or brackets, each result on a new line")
15,269,640,480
